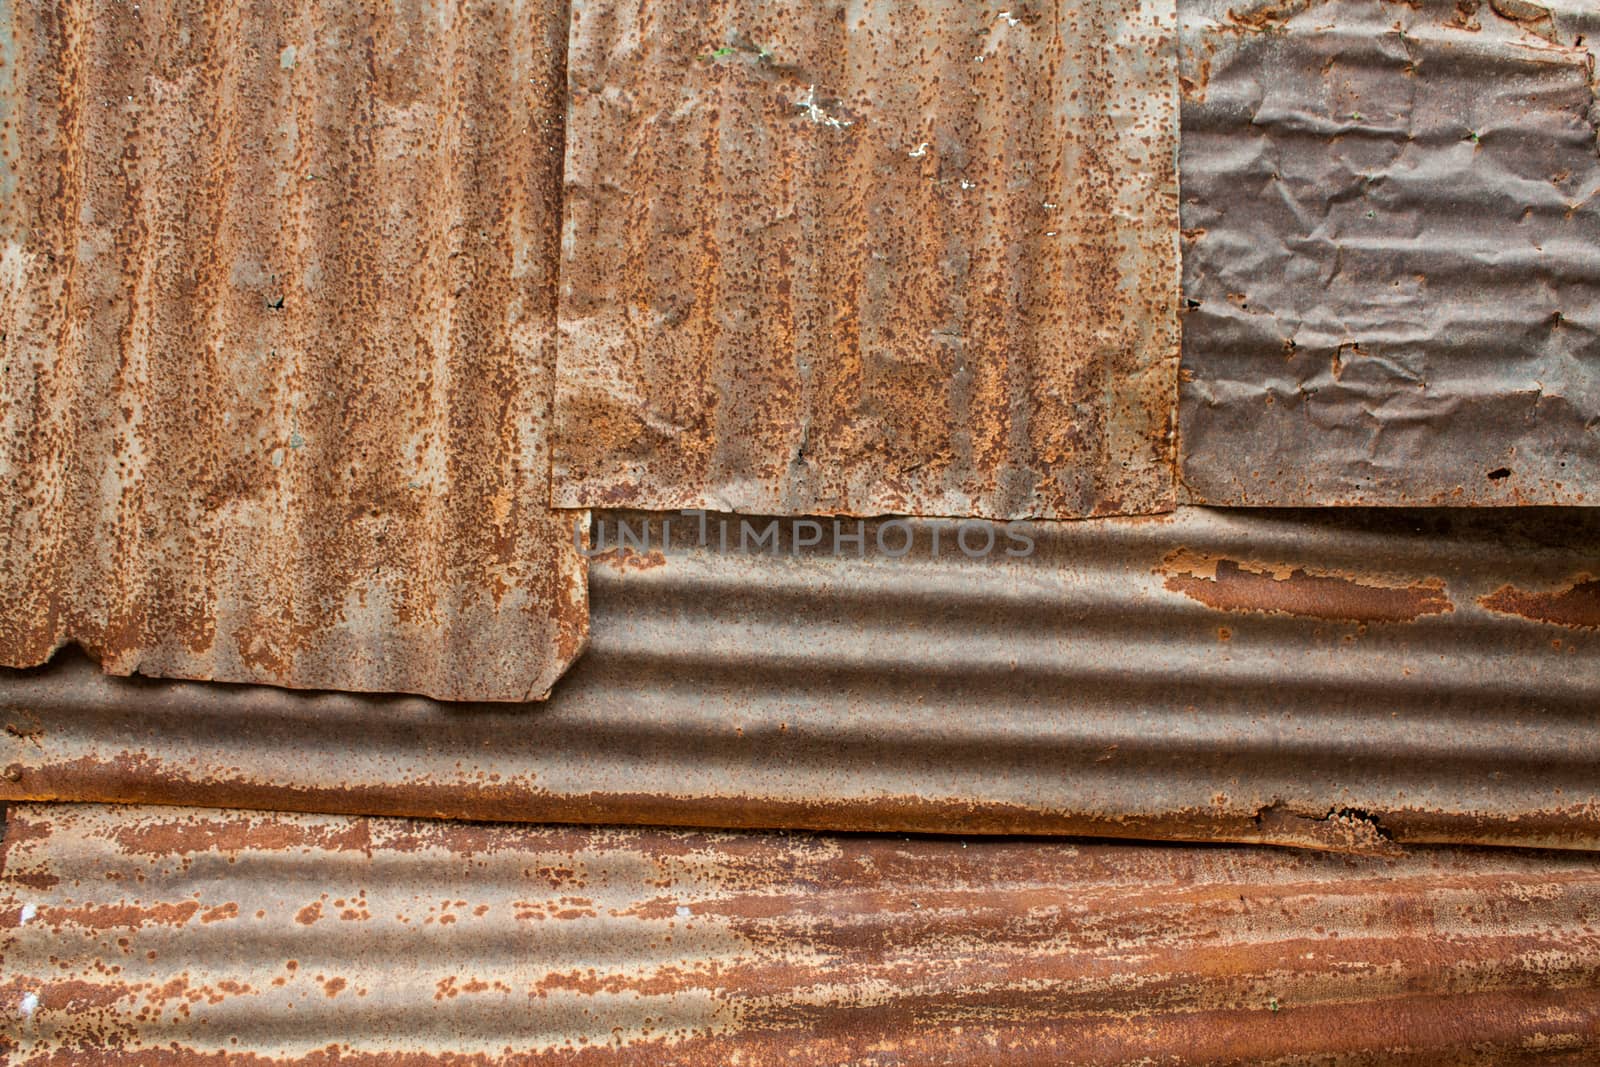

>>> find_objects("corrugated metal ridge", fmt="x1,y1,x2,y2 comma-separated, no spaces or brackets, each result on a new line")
4,506,1597,851
4,802,1600,1065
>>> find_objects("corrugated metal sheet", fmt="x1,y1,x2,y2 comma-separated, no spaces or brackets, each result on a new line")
0,0,588,701
4,803,1600,1064
4,506,1597,851
552,0,1181,520
1178,0,1600,505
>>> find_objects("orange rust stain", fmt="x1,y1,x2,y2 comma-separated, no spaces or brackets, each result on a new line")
199,902,238,924
1479,576,1600,630
8,870,60,891
1160,551,1454,623
295,902,323,926
0,977,133,1014
108,815,373,858
591,547,668,572
1223,2,1304,31
323,977,346,998
41,900,201,931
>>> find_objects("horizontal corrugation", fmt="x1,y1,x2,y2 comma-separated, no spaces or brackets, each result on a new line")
553,0,1180,520
0,0,587,700
1178,0,1600,505
3,803,1600,1065
3,507,1597,850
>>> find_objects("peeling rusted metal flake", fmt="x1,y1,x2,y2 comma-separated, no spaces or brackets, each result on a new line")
1178,0,1600,505
0,0,587,700
553,0,1181,520
4,507,1599,851
4,804,1600,1065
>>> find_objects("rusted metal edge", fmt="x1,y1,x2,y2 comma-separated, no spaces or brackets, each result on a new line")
4,802,1600,1064
3,506,1597,852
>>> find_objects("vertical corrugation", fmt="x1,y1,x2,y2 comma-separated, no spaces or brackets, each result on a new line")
0,1,86,667
553,0,1181,520
0,0,587,701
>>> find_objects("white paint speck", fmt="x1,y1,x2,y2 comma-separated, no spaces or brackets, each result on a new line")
997,11,1023,26
675,905,692,918
795,85,852,129
959,179,976,190
908,142,930,159
19,992,38,1018
1043,201,1059,209
279,45,297,70
18,903,36,925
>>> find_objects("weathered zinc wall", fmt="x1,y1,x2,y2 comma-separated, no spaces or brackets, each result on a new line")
4,803,1600,1064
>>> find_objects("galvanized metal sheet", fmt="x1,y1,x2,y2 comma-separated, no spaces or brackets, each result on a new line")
0,0,588,700
4,803,1600,1064
1178,0,1600,505
4,506,1598,851
553,0,1181,520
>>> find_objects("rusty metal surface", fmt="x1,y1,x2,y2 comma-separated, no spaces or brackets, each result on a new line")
1177,0,1600,505
4,803,1600,1065
553,0,1181,520
4,506,1598,851
0,0,588,700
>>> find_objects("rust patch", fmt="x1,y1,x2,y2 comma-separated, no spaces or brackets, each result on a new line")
198,903,238,924
1252,804,1401,856
1488,0,1553,26
1480,575,1600,630
589,548,669,573
106,813,373,859
1160,550,1454,623
39,900,202,931
1223,2,1314,32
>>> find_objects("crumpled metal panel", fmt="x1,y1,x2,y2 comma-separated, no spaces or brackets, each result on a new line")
0,0,587,700
4,803,1600,1065
1178,0,1600,505
553,0,1181,520
4,507,1597,851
